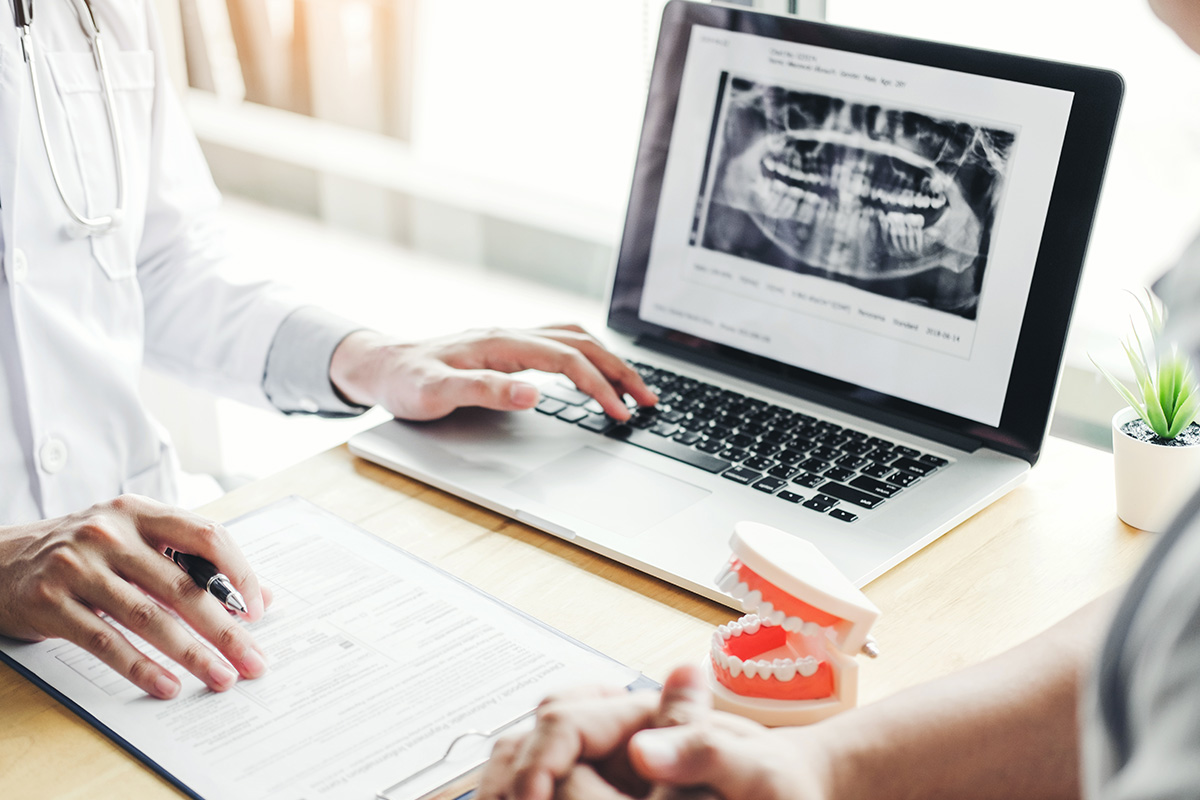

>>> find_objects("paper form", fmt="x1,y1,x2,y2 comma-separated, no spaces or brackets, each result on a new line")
0,498,641,800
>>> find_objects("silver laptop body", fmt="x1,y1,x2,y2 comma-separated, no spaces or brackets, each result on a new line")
351,1,1122,608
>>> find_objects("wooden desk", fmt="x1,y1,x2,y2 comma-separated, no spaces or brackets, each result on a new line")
0,437,1150,799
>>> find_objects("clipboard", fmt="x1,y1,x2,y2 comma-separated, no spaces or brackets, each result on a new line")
0,498,654,800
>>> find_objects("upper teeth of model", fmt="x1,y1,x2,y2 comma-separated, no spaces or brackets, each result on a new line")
716,568,840,639
710,615,822,680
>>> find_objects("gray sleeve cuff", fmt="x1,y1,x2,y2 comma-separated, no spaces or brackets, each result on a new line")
263,306,372,417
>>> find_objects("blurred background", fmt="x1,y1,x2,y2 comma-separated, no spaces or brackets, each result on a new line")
146,0,1200,487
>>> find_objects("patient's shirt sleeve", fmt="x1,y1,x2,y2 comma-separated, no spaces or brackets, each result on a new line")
263,306,372,417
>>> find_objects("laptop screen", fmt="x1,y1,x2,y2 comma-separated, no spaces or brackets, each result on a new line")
609,2,1122,463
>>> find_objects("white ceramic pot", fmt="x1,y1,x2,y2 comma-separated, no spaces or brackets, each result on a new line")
1111,407,1200,532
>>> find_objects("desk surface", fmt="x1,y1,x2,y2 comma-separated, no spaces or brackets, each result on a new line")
0,437,1150,799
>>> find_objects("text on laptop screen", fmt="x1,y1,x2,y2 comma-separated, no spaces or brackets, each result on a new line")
637,26,1075,427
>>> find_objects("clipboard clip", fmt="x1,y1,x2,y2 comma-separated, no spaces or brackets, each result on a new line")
376,710,535,800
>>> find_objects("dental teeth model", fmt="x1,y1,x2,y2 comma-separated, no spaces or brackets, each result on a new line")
706,521,880,726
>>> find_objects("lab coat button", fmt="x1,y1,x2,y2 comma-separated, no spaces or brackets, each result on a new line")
39,438,69,474
11,249,28,284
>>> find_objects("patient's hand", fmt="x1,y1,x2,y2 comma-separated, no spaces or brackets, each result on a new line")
328,325,657,421
477,665,831,800
0,495,270,699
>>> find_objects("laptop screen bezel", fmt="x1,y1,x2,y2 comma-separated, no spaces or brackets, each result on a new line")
606,0,1123,466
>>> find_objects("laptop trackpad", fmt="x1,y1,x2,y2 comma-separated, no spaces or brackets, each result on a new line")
507,447,710,537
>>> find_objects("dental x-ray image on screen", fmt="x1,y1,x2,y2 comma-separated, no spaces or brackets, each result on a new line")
695,76,1017,319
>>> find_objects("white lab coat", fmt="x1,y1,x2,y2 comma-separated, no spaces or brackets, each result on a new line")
0,0,298,524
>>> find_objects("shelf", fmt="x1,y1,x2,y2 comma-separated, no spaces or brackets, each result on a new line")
184,89,625,245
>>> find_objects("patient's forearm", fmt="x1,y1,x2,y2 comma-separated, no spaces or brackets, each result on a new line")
808,595,1115,800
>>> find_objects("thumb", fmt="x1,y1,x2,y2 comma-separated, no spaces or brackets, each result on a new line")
651,664,713,728
629,725,762,797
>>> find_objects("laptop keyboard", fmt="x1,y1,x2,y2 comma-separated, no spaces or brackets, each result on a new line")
533,362,950,524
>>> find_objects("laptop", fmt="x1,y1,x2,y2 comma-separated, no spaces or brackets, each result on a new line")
350,1,1122,608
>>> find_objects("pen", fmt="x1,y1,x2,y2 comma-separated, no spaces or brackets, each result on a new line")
163,548,248,613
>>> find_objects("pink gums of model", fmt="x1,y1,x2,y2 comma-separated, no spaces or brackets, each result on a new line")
706,522,880,726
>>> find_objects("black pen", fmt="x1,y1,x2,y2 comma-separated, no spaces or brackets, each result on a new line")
163,548,248,613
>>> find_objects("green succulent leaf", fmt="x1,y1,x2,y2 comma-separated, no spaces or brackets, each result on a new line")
1167,391,1200,438
1143,376,1171,438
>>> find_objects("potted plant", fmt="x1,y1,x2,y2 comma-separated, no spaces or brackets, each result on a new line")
1092,291,1200,532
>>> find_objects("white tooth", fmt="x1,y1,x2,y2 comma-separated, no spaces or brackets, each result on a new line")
743,617,761,634
742,660,758,679
758,600,774,619
802,622,822,636
743,590,763,609
730,621,744,637
901,189,915,207
826,627,840,642
906,212,923,226
916,194,930,208
775,660,797,681
787,185,803,199
783,615,804,632
932,194,946,209
730,581,749,599
717,624,731,639
756,659,772,677
718,572,740,593
798,657,819,677
770,609,785,625
728,656,743,678
712,648,729,669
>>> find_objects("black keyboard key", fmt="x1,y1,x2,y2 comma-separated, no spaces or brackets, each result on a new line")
799,458,830,473
850,475,901,498
840,440,874,456
674,431,702,446
720,447,750,462
777,448,806,465
893,445,920,459
887,470,920,487
659,410,687,424
866,437,894,449
819,481,884,509
811,446,841,461
778,490,805,503
892,457,936,476
862,462,892,478
829,508,859,523
606,425,732,473
650,422,681,437
535,398,568,415
837,455,869,470
768,464,798,479
541,383,591,406
726,433,755,448
841,429,868,440
751,440,781,455
791,471,824,489
919,454,949,468
744,456,776,471
696,439,724,454
867,449,900,464
825,467,855,483
803,494,839,513
556,406,590,423
578,413,617,434
753,476,787,493
723,466,762,485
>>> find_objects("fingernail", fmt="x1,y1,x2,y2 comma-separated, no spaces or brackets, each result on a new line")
153,674,179,699
209,661,238,689
510,383,539,407
631,728,685,771
240,648,268,678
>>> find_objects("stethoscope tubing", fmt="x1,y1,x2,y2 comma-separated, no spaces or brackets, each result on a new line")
16,0,127,236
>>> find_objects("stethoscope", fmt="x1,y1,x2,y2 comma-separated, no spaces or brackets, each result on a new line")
13,0,126,236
